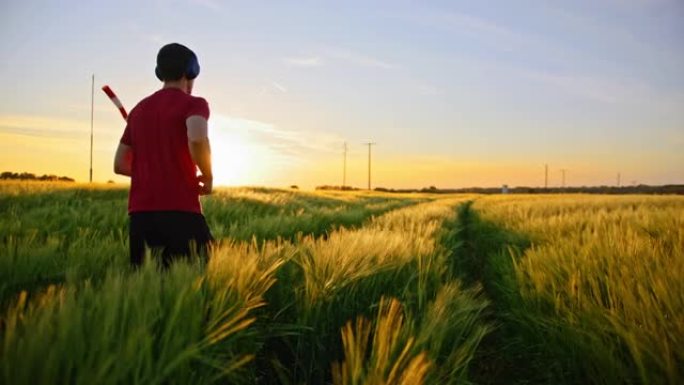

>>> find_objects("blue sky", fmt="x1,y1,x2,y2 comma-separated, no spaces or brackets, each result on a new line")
1,0,683,188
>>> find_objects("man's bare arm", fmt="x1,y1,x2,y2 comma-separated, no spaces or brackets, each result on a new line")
114,143,133,176
189,138,212,178
187,115,213,194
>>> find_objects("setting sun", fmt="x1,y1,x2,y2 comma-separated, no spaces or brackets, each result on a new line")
209,124,251,186
208,114,296,187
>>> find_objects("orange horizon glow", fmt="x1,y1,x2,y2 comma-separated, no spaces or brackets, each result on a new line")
1,113,680,191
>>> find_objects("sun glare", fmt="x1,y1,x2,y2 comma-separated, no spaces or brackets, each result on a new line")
210,127,251,186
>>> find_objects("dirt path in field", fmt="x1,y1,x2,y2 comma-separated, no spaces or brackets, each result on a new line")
452,201,555,385
255,198,470,385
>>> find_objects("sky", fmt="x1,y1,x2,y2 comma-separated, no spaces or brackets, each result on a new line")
1,0,683,189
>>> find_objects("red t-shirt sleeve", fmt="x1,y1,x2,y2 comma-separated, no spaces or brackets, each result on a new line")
186,97,210,120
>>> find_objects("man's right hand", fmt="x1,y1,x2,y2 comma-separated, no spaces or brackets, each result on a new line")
198,174,213,195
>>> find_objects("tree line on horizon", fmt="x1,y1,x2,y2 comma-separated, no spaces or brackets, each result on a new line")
316,184,684,195
1,171,75,182
1,173,680,194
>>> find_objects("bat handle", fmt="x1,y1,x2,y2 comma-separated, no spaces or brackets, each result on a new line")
101,85,128,121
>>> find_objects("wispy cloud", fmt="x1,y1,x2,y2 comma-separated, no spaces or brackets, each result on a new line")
387,7,604,69
285,47,396,70
0,115,87,139
188,0,222,11
322,47,396,69
144,33,166,45
608,0,677,8
211,113,343,160
415,82,442,96
433,12,526,47
522,71,632,104
519,69,684,108
270,81,287,93
124,21,166,46
388,9,538,54
253,80,289,99
284,56,323,67
395,7,684,109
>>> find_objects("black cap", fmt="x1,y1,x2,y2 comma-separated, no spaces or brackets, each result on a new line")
155,43,200,81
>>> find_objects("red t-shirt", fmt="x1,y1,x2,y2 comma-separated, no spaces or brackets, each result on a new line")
120,88,210,214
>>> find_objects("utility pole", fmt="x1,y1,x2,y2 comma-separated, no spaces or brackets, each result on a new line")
342,142,347,188
364,142,377,190
560,168,567,188
617,172,621,187
89,74,94,183
544,164,548,189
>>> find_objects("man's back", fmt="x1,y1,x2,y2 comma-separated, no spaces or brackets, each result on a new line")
114,42,214,267
121,88,210,214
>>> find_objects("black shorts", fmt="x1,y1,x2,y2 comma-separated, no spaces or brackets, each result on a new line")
129,211,213,267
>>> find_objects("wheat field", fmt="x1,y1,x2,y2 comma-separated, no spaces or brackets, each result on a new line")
1,182,681,384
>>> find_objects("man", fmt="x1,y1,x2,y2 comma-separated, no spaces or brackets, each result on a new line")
114,42,213,267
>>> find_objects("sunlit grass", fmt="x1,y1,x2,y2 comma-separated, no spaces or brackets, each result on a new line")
474,194,684,384
0,183,422,304
1,183,488,384
2,259,266,385
4,183,679,384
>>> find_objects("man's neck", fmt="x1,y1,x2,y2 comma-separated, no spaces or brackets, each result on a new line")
163,81,187,93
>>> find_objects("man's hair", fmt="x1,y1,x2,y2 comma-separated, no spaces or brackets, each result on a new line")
155,43,200,81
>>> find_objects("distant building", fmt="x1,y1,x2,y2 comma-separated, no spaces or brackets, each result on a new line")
502,184,509,194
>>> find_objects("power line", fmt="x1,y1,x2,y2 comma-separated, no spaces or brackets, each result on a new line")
89,74,94,183
342,142,347,188
363,142,377,190
560,168,567,188
544,164,548,189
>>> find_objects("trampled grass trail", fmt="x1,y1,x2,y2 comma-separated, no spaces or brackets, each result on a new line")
251,196,489,384
451,195,684,385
